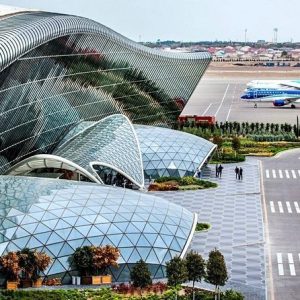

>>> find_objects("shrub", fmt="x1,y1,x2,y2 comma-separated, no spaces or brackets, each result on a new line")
0,252,21,281
155,176,180,183
223,289,244,300
195,223,210,232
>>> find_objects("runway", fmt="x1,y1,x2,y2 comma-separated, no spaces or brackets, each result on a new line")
183,70,300,124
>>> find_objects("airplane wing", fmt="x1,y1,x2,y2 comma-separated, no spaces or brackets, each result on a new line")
273,81,300,89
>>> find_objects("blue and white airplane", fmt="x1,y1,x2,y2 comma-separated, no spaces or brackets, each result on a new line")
241,80,300,108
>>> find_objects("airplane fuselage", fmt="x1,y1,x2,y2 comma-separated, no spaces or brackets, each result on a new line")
241,89,300,100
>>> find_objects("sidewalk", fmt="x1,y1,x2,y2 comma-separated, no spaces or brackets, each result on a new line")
154,158,265,300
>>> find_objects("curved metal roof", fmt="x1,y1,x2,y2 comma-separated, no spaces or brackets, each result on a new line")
7,115,145,188
0,11,211,73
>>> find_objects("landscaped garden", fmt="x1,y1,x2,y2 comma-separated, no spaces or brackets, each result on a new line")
178,121,300,163
148,176,217,191
0,246,244,300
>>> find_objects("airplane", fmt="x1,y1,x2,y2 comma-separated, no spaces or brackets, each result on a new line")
247,79,300,89
241,88,300,108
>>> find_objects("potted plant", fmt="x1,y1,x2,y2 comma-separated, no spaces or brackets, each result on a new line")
71,246,94,285
71,245,120,285
93,245,120,284
0,251,21,290
32,251,52,287
17,248,35,288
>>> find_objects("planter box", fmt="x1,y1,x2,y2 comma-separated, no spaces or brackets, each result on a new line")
6,281,18,290
20,279,32,288
81,275,101,285
32,278,43,288
101,275,112,284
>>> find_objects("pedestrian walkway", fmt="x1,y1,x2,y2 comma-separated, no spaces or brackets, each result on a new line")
265,169,300,179
276,253,300,276
270,201,300,214
154,158,265,300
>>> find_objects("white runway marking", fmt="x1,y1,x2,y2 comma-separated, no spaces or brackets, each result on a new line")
277,253,284,275
294,202,300,213
215,84,230,117
286,201,292,213
266,169,270,178
292,170,297,179
288,253,296,276
278,170,283,178
285,170,290,178
298,170,300,177
272,169,276,178
278,201,284,213
270,201,275,213
226,104,232,121
202,103,212,116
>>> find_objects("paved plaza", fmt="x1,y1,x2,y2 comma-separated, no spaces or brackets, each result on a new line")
154,158,265,300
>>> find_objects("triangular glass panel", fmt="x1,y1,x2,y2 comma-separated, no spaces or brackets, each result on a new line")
47,231,65,244
58,242,74,256
146,249,160,264
119,247,133,262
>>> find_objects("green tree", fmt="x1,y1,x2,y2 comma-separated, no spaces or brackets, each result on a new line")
223,289,244,300
206,249,228,300
231,137,241,154
130,259,152,294
185,251,206,300
166,256,188,299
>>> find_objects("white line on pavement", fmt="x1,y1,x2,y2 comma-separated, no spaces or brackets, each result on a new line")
291,170,297,179
215,84,229,117
278,201,284,213
288,253,296,276
266,169,270,178
270,201,275,213
277,253,284,275
278,169,283,178
272,169,276,178
226,104,232,121
294,202,300,213
286,201,292,213
285,170,290,178
298,170,300,177
202,103,212,116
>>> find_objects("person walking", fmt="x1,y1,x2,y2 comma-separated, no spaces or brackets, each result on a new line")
239,167,243,180
218,164,223,178
216,164,219,178
235,166,239,179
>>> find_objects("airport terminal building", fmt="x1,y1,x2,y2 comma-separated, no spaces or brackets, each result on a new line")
0,6,213,282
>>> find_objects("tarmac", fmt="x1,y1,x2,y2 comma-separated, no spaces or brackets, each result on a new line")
182,64,300,125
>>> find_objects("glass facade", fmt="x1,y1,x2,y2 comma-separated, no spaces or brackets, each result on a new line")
135,125,216,178
0,176,195,283
0,11,211,173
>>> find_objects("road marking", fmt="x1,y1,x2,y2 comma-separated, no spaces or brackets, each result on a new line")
225,104,232,121
215,84,229,117
278,201,284,213
286,201,292,213
285,170,290,178
270,201,275,213
294,202,300,213
202,103,212,116
272,169,276,178
288,253,296,276
266,169,270,178
298,170,300,177
291,170,297,179
278,169,283,178
277,253,284,275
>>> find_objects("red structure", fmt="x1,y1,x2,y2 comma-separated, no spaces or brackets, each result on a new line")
178,115,216,125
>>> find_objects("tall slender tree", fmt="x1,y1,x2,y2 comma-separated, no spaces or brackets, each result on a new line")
185,251,206,300
206,248,228,300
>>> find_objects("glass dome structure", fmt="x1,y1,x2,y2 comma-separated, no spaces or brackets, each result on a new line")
0,176,196,283
135,125,216,179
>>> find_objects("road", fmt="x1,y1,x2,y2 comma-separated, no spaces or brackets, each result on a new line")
261,149,300,300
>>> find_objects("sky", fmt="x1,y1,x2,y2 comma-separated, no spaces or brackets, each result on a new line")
1,0,299,43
